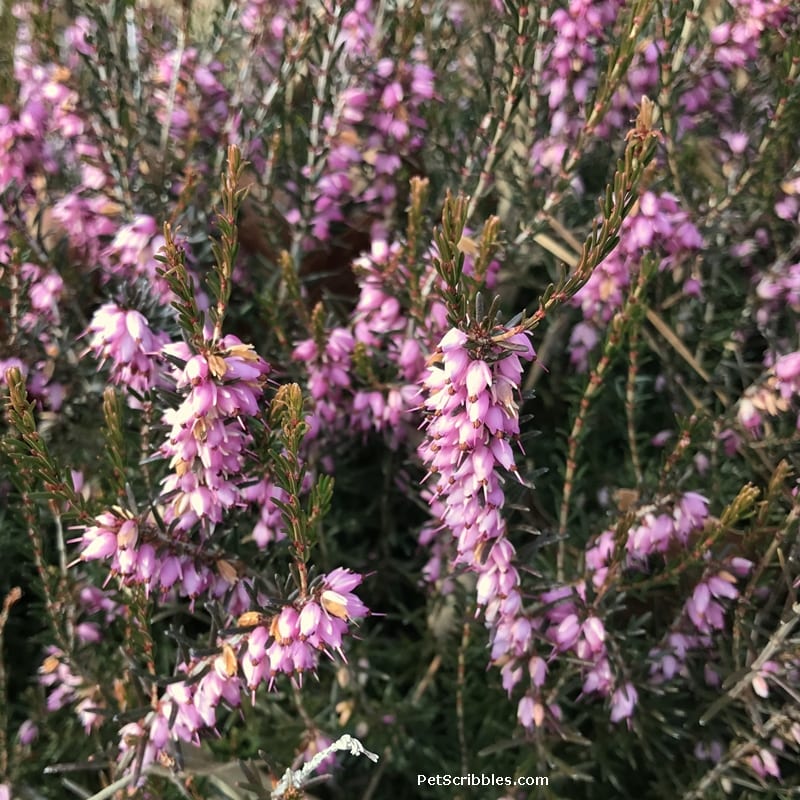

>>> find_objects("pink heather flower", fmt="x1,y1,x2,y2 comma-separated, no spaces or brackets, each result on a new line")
751,661,779,699
585,529,616,586
76,513,243,603
78,512,130,562
570,191,702,367
293,328,354,431
39,647,104,733
569,321,601,371
620,493,709,565
529,656,547,688
775,351,800,398
158,567,369,726
101,215,169,292
501,662,523,694
553,613,581,652
118,721,157,776
581,616,606,654
728,557,753,577
420,324,544,725
517,694,545,729
674,492,709,537
750,749,781,780
21,263,63,330
64,15,95,57
18,720,38,746
319,568,370,623
159,336,269,532
650,558,750,683
240,477,288,547
685,568,743,634
296,229,461,449
75,622,102,643
582,659,614,696
84,303,168,400
609,683,638,723
298,39,433,240
695,740,724,763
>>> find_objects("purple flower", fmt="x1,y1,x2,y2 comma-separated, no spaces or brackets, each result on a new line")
17,720,38,746
750,749,781,780
609,683,638,723
159,336,269,532
84,303,168,402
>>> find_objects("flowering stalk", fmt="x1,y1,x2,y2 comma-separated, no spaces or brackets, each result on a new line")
268,383,334,598
157,223,205,348
462,1,537,223
2,369,88,650
608,484,760,596
112,565,368,781
503,96,661,340
432,192,470,326
418,310,535,670
558,259,654,578
84,303,169,406
706,35,800,221
286,0,347,255
209,144,246,342
574,0,655,146
2,368,88,518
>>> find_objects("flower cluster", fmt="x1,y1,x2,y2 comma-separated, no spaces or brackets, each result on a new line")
737,350,800,435
0,34,83,193
347,239,438,442
648,557,752,684
755,260,800,327
672,1,791,136
150,48,230,160
236,568,369,692
117,569,368,775
586,493,710,585
570,191,703,369
19,263,63,332
293,328,355,438
159,335,270,532
775,173,800,225
304,50,435,241
38,647,105,734
418,327,534,570
84,303,168,400
99,216,171,299
544,0,623,116
419,325,544,727
75,334,272,610
294,233,503,451
505,581,642,730
531,0,628,177
75,508,253,613
240,476,290,548
493,493,715,731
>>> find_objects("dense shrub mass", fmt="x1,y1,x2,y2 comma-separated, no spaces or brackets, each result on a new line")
0,1,799,798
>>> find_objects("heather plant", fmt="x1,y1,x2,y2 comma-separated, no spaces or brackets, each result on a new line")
1,1,799,799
